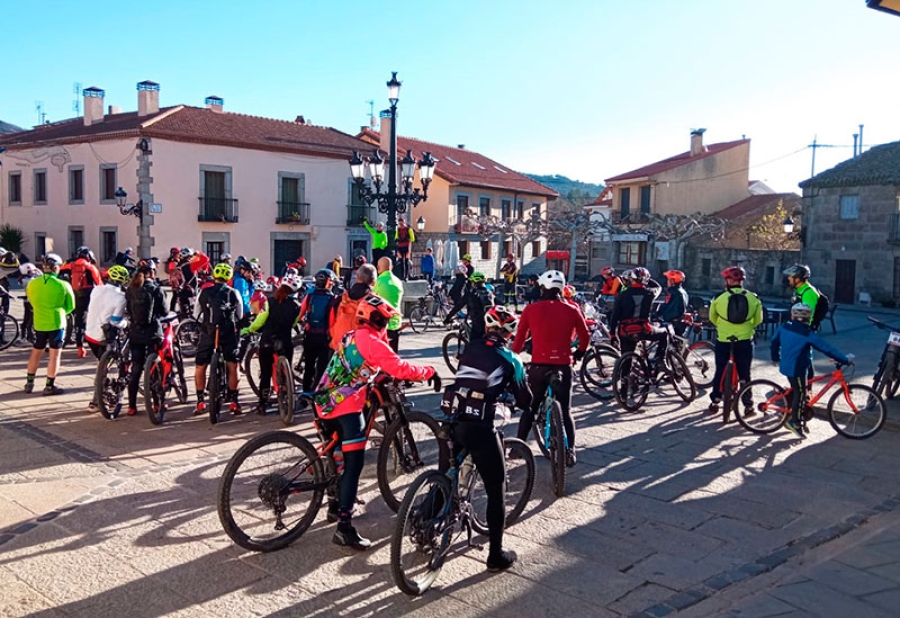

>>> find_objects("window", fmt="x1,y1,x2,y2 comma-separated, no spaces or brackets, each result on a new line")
701,258,712,277
591,245,602,259
100,165,117,202
839,195,859,220
206,241,224,264
278,173,307,223
8,172,22,205
765,266,775,285
35,233,46,258
456,194,470,219
532,202,541,219
350,182,365,206
503,240,512,256
531,241,541,257
617,241,645,265
480,241,491,260
199,165,235,222
100,228,117,264
68,227,84,258
479,196,491,216
501,199,512,220
69,166,84,203
516,200,525,220
640,185,651,215
620,187,631,218
34,170,47,204
458,240,470,257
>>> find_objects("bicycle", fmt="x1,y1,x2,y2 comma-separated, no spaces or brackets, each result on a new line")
390,401,535,596
144,314,189,425
612,329,696,412
530,368,571,498
578,318,620,400
0,284,21,350
408,284,452,333
735,358,886,439
242,333,304,424
94,327,131,420
441,318,469,374
709,336,743,424
869,316,900,400
18,295,34,344
207,327,229,425
173,300,202,358
669,314,716,389
217,377,446,551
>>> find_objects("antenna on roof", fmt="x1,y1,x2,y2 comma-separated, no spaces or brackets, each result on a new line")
35,101,46,125
72,82,82,115
366,100,375,129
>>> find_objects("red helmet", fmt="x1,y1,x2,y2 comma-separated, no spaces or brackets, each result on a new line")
721,266,746,282
631,267,651,284
357,295,398,330
663,270,685,284
297,257,307,268
169,247,180,255
266,276,278,285
601,266,616,277
563,284,576,299
506,253,515,260
484,305,518,336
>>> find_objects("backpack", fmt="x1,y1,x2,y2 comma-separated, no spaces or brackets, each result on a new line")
71,260,96,292
305,290,334,335
209,285,238,332
330,291,374,350
811,292,830,331
724,289,750,324
128,285,155,327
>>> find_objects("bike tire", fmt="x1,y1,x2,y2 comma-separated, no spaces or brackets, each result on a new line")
144,354,166,426
173,347,188,404
613,352,650,411
469,437,535,534
96,349,123,420
208,351,224,425
217,430,325,552
734,379,789,434
408,307,426,333
722,363,735,424
532,401,550,459
244,344,261,398
685,340,716,389
377,411,449,513
0,315,19,350
827,383,886,440
549,400,567,499
175,319,201,358
441,332,465,374
276,356,295,426
667,350,696,403
579,347,619,400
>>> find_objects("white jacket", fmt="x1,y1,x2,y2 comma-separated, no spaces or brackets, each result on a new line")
85,284,126,344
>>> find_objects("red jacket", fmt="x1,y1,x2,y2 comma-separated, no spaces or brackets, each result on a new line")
512,299,589,365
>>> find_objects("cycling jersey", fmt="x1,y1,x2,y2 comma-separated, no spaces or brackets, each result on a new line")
771,320,847,379
791,282,820,325
448,285,494,340
231,274,252,315
658,283,689,323
709,286,763,342
84,283,126,344
449,335,531,424
512,299,589,364
26,273,75,331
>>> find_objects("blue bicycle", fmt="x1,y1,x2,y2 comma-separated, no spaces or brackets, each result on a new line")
532,370,569,498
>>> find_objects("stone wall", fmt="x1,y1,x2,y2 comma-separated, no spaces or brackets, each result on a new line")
684,246,800,298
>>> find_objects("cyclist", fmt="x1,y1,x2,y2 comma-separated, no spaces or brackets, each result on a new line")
84,265,128,360
68,247,102,358
442,305,531,572
446,272,494,341
331,264,376,350
500,253,519,310
562,284,579,309
771,303,851,438
374,257,404,352
124,264,166,416
395,216,415,280
461,254,474,279
363,217,388,263
658,270,690,336
232,260,254,360
708,266,763,415
344,254,368,289
249,280,269,317
609,266,668,364
24,254,75,395
523,273,540,305
175,248,198,315
114,246,136,270
297,269,338,392
314,295,438,550
599,266,624,299
194,262,244,416
0,250,21,345
783,264,820,324
242,273,303,414
512,270,589,467
449,263,469,305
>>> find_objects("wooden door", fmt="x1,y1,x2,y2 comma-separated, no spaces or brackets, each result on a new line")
834,259,856,304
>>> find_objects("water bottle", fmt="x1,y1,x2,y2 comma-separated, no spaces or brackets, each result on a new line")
333,448,344,474
459,454,474,489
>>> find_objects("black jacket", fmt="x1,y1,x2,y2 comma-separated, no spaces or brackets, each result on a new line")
658,283,689,323
448,284,494,339
609,284,660,333
450,334,532,424
126,281,165,345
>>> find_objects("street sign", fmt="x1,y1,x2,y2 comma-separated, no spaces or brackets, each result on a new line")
150,203,162,214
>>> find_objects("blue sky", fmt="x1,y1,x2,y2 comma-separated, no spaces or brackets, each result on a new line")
3,0,899,193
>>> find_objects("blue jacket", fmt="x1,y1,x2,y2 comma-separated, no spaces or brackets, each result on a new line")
770,320,848,378
421,254,435,274
232,276,252,315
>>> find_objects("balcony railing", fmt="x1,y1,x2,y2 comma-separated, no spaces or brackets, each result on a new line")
276,201,311,224
610,210,651,224
347,204,375,226
452,213,480,234
198,197,239,223
890,213,900,244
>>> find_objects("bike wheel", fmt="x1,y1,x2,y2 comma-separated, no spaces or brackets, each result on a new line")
144,355,167,426
722,364,735,424
613,352,650,411
685,341,716,389
549,401,567,499
217,430,325,552
828,384,886,440
0,315,19,350
173,348,188,404
377,411,449,513
175,319,201,358
441,333,465,374
735,379,789,434
391,471,452,596
208,351,224,425
275,356,295,426
469,437,535,533
667,350,696,402
96,349,123,420
579,347,619,400
244,344,262,398
408,307,427,333
531,403,550,459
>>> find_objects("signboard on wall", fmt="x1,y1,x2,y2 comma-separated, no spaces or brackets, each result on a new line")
611,233,650,242
656,240,671,261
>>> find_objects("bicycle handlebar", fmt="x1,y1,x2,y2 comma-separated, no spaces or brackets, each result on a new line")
868,316,900,333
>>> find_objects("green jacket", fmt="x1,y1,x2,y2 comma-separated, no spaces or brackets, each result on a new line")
363,221,388,250
709,286,763,342
374,270,404,331
26,273,75,331
792,282,820,325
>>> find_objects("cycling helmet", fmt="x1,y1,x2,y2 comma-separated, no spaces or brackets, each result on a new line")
178,247,193,259
537,269,566,291
280,273,302,291
563,284,577,299
462,254,472,262
253,280,268,292
169,247,180,255
42,253,63,268
783,264,810,280
469,271,486,284
297,257,307,268
212,262,233,281
457,264,468,275
601,266,616,277
484,305,519,336
107,265,129,284
354,254,367,266
124,247,133,253
506,253,515,260
76,246,91,259
19,263,40,277
663,270,686,284
790,302,812,321
315,268,335,288
266,276,278,285
620,269,635,282
284,267,299,277
631,267,651,284
357,295,398,330
721,266,746,282
221,253,232,261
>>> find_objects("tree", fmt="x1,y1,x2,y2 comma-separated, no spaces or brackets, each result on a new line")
0,224,26,253
744,200,799,251
462,211,549,275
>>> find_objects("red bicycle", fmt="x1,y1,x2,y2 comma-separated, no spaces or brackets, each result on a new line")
144,314,189,425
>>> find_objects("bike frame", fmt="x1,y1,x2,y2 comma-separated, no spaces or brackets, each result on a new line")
541,376,569,450
757,366,859,416
156,320,180,392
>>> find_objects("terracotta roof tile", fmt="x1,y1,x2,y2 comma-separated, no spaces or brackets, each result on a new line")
799,140,900,189
605,140,749,183
713,192,799,220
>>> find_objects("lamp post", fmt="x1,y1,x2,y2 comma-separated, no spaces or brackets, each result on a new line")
115,187,147,257
416,216,426,233
349,72,436,255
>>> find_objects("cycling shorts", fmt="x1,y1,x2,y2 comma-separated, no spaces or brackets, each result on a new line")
195,332,239,365
33,329,65,350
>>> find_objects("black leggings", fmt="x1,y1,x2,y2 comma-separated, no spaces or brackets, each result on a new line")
453,421,506,556
302,333,332,392
518,364,574,447
788,375,807,423
128,342,155,409
324,413,367,517
74,292,90,347
257,340,293,401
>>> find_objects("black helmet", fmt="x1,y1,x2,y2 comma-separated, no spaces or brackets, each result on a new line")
782,264,810,281
76,246,91,259
315,268,336,288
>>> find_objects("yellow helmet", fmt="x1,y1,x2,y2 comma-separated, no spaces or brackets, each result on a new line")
106,265,129,284
213,262,233,281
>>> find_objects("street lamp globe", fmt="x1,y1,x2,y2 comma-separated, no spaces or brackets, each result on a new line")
419,152,436,185
115,187,127,209
349,151,365,181
783,215,795,235
416,216,426,232
368,150,385,184
387,71,401,105
401,150,417,183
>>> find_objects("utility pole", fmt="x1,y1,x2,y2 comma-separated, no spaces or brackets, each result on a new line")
810,135,818,177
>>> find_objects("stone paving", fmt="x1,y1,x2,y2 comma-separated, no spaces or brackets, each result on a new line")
2,304,900,617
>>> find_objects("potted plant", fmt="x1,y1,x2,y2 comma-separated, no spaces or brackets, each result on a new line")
289,212,302,223
218,213,227,222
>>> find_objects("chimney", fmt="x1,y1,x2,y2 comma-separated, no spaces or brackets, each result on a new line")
295,115,305,124
205,96,224,113
379,109,392,154
108,105,122,115
83,87,105,126
690,128,706,156
457,144,465,149
137,81,160,117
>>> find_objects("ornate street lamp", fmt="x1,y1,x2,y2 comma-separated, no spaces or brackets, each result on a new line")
115,187,143,219
349,72,436,253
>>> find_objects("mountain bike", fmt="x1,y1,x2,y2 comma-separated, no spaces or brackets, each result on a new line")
174,302,202,358
0,285,20,350
869,316,900,400
243,333,304,410
391,402,535,596
612,329,696,412
708,336,743,423
441,318,468,374
94,327,131,419
578,318,620,400
531,368,570,498
735,358,885,439
144,314,189,425
408,284,452,333
207,327,229,425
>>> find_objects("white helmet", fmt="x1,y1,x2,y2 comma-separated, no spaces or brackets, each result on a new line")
790,303,812,321
537,269,566,291
280,273,302,291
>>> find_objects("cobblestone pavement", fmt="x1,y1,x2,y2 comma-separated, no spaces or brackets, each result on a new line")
2,305,900,617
